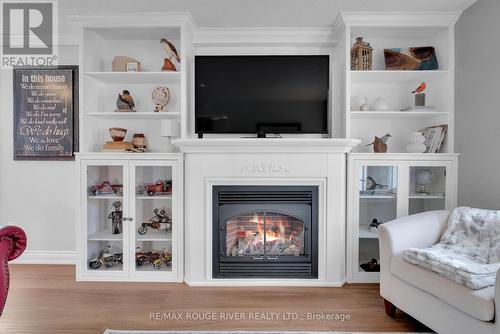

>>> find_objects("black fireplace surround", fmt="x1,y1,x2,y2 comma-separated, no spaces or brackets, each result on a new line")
213,186,318,278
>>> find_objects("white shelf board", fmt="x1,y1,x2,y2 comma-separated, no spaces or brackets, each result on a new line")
409,193,445,199
88,194,123,200
136,230,172,242
351,70,450,83
135,265,172,272
88,229,123,241
87,112,181,118
359,226,379,239
136,194,172,200
85,71,180,84
360,193,396,200
350,111,449,119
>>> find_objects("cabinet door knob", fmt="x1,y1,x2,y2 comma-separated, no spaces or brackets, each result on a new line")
123,217,133,221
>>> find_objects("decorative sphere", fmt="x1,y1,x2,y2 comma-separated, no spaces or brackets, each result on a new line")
416,169,434,186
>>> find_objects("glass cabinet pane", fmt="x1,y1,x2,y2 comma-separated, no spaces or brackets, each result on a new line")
86,165,125,272
358,165,398,273
134,165,173,272
409,166,446,215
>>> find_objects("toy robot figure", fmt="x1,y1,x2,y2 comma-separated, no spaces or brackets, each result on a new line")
108,201,123,235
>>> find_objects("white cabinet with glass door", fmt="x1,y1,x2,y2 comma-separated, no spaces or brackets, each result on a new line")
347,153,458,283
76,154,183,282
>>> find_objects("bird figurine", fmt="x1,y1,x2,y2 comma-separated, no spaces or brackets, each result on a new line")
116,90,136,112
160,38,180,72
366,133,391,153
412,82,426,94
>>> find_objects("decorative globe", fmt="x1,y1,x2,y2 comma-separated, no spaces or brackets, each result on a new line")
152,87,170,112
416,169,434,193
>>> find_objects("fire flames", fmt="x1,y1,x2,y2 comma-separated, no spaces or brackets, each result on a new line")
227,212,304,257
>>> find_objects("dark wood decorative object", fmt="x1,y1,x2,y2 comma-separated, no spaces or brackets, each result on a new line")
384,299,397,318
13,66,79,160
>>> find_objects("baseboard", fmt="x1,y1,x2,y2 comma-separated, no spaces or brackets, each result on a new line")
11,250,76,264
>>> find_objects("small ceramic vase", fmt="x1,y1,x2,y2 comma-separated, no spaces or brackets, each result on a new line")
405,132,427,153
109,127,127,142
372,96,390,111
351,95,368,111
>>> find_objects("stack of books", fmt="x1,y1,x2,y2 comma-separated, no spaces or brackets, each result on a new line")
102,141,134,152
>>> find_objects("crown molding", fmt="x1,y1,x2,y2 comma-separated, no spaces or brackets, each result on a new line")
67,12,197,32
193,27,337,47
337,11,462,28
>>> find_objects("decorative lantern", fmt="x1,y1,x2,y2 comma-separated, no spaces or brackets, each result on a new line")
351,37,373,71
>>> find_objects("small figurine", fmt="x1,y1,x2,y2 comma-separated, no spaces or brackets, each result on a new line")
369,218,383,234
160,38,180,72
412,82,427,107
116,90,136,112
144,179,172,196
360,258,380,272
366,133,391,153
138,208,172,235
361,176,390,195
108,201,123,235
89,245,123,269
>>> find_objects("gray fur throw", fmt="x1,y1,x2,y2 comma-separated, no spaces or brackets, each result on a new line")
404,207,500,289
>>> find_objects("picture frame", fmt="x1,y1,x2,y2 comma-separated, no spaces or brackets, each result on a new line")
126,62,139,72
13,66,79,161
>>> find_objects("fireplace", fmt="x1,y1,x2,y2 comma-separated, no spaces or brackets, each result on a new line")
212,186,318,278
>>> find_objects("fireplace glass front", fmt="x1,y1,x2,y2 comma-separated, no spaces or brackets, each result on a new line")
213,186,318,279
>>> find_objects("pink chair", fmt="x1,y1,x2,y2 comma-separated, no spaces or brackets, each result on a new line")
0,226,27,316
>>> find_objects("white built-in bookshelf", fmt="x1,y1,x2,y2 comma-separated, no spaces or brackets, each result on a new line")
337,13,460,283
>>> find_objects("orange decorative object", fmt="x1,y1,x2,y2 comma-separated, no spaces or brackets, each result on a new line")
161,58,177,72
412,82,427,93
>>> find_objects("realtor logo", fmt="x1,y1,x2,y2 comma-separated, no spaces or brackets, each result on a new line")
1,0,58,68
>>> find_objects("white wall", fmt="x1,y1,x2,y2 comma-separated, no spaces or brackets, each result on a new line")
455,0,500,209
0,45,79,260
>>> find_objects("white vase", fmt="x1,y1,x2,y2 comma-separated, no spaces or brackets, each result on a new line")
405,132,427,153
372,96,390,111
351,95,368,111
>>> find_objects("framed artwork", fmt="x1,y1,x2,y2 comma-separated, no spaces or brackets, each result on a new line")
384,46,439,70
13,66,79,160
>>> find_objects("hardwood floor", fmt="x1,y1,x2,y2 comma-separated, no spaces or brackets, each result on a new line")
0,265,430,334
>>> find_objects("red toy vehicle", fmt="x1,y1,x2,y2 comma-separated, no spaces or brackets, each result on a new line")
90,181,123,196
144,179,172,196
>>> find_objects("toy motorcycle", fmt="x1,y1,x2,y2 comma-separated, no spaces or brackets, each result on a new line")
89,245,123,269
138,208,172,235
135,248,172,270
152,249,172,270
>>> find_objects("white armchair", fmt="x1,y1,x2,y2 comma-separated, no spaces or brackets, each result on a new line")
379,210,499,334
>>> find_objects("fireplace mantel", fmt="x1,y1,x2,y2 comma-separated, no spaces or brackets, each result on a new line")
173,138,361,153
181,139,355,286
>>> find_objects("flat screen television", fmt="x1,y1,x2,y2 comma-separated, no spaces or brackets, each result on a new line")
195,55,329,137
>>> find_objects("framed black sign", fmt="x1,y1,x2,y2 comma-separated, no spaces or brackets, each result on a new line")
13,66,79,160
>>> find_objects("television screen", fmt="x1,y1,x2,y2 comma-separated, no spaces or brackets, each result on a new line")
195,55,329,135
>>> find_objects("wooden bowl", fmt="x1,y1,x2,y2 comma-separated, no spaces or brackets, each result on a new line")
109,127,127,142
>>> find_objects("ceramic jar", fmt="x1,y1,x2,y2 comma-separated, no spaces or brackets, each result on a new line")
405,132,427,153
372,96,390,111
132,133,146,149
